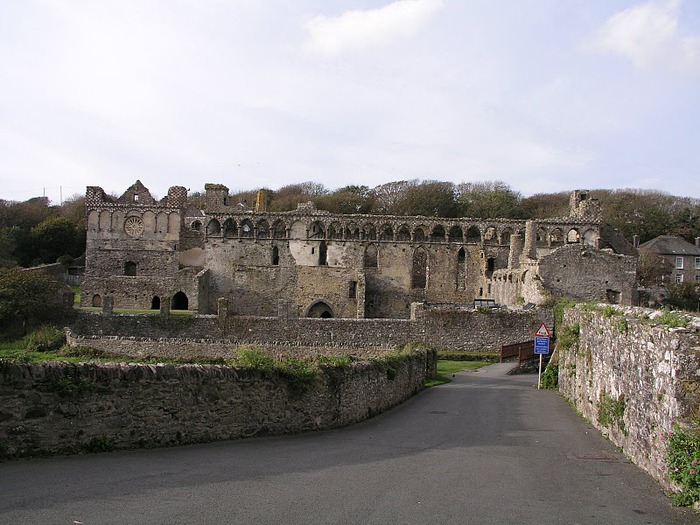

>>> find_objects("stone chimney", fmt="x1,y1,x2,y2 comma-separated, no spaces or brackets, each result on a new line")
633,235,640,249
696,237,700,248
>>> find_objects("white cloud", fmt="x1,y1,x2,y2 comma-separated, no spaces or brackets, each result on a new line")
591,0,700,74
304,0,444,55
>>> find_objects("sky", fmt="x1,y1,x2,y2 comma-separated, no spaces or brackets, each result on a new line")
1,0,699,204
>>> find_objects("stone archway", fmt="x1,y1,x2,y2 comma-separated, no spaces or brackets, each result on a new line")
306,301,334,318
172,291,189,310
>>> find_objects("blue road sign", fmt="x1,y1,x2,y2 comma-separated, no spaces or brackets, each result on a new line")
534,336,550,355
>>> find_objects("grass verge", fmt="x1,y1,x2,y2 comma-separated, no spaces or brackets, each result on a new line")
425,360,491,387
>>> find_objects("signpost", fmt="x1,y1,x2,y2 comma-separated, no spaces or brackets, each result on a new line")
534,323,551,389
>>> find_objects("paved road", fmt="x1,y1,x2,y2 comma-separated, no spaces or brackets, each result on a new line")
1,363,696,524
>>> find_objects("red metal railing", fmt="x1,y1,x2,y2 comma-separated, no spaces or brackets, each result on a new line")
500,340,535,366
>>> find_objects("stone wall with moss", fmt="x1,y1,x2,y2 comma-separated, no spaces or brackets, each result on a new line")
557,305,700,488
0,349,433,459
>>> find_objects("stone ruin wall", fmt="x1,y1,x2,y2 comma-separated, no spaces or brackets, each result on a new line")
0,349,433,458
558,306,700,490
81,181,632,318
65,304,552,360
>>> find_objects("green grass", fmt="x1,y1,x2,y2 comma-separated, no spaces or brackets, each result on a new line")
425,360,491,387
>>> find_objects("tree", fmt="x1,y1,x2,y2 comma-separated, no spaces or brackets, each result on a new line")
29,217,85,265
637,251,673,287
389,180,458,217
369,180,417,214
456,181,526,219
664,283,700,312
520,192,570,219
317,185,376,214
0,267,73,338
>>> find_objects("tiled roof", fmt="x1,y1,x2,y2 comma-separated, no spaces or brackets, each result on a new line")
638,235,700,256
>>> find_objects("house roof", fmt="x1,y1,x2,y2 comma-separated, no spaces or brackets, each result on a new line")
638,235,700,256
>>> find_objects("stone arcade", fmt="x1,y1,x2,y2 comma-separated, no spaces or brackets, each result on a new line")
81,181,637,316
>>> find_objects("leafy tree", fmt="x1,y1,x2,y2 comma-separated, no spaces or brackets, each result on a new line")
520,192,570,219
664,283,700,312
317,185,376,214
370,180,417,214
29,216,85,265
0,267,73,338
389,180,458,217
269,182,329,212
456,181,526,219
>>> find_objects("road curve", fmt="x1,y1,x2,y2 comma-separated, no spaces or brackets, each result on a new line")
0,363,695,524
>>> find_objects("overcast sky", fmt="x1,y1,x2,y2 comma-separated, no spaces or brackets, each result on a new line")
1,0,699,204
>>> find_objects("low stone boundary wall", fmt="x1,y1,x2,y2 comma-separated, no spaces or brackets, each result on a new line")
0,349,433,459
557,306,699,488
66,304,550,358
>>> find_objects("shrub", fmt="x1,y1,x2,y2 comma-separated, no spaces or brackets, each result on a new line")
553,297,576,330
556,323,580,351
23,326,66,353
666,425,700,507
233,347,274,372
598,394,626,434
655,308,690,329
540,360,559,389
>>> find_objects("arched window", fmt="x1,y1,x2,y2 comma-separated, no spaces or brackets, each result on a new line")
501,229,512,245
306,301,334,318
363,223,377,240
431,225,446,242
151,296,160,310
272,245,279,266
257,220,270,239
240,219,254,238
567,228,580,243
397,225,411,241
318,241,327,265
414,227,426,242
223,219,237,238
466,226,481,243
272,220,286,239
364,244,378,268
457,247,466,290
172,291,189,310
206,219,221,236
486,257,496,277
191,220,202,232
124,261,136,276
449,226,463,243
550,228,564,247
379,225,393,241
411,247,428,289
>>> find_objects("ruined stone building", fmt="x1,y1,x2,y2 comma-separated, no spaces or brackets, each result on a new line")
82,181,637,317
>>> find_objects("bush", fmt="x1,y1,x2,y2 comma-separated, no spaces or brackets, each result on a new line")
233,347,275,372
23,326,66,352
666,425,700,506
540,360,559,389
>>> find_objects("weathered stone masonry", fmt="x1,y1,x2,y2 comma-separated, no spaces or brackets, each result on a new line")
557,306,700,490
0,349,433,458
66,303,553,358
81,182,637,319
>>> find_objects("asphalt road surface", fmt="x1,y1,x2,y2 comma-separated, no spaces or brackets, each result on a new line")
1,363,696,525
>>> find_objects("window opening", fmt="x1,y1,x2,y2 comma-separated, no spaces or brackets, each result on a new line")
411,247,427,289
349,281,357,299
124,261,136,276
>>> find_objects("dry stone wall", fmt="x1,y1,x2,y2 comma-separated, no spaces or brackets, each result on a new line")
557,306,700,488
0,350,431,458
